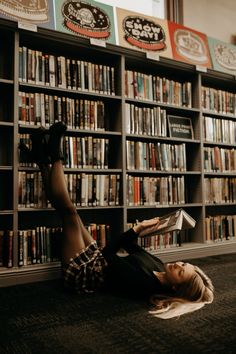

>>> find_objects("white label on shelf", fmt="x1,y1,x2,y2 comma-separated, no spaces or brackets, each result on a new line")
18,21,37,32
146,52,160,61
196,65,207,73
90,38,106,47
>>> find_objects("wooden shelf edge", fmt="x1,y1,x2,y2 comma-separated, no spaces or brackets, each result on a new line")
156,241,236,262
0,263,62,288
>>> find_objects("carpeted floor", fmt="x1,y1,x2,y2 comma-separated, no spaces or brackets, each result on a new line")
0,253,236,354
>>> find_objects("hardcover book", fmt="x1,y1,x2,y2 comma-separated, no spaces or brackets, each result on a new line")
138,209,196,237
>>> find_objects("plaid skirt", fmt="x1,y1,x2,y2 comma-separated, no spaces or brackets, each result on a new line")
63,241,108,293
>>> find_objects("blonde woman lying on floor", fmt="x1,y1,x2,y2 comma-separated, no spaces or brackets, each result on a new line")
19,122,214,320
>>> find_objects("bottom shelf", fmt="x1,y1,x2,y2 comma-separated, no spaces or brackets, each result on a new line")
0,262,62,287
0,241,236,287
157,240,236,262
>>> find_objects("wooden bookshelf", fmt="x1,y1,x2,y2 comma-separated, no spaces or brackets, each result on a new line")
0,18,236,287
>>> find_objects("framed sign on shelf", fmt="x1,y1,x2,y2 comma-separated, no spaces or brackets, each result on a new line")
167,115,194,139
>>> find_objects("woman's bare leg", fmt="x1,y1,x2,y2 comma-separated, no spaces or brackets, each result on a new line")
40,161,94,264
28,122,94,264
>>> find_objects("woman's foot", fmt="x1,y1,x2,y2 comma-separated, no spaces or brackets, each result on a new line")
48,122,67,163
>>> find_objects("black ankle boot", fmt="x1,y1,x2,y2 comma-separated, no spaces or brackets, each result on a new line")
30,127,50,164
48,122,67,163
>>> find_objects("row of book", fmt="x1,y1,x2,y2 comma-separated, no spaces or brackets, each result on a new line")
204,146,236,172
137,231,182,251
64,173,120,207
125,103,168,137
204,116,236,144
18,172,121,208
125,70,192,107
201,86,236,115
205,177,236,203
18,92,105,131
19,134,110,170
86,223,110,248
19,47,115,95
18,172,49,208
126,175,185,206
126,141,187,172
136,213,236,249
0,223,110,268
127,220,189,250
205,215,236,243
64,136,109,170
18,227,62,266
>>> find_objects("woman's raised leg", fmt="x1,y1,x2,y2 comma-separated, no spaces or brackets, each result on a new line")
47,160,94,264
30,122,95,264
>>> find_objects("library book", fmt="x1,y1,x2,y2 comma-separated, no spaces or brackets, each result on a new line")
138,209,196,237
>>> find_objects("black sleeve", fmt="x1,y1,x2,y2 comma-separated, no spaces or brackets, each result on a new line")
103,254,152,297
102,228,139,259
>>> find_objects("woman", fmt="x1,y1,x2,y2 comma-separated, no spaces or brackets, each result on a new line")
19,122,214,319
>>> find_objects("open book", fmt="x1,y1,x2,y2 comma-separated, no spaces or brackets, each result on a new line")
138,209,196,237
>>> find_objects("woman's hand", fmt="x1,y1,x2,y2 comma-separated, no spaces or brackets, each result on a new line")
133,217,160,235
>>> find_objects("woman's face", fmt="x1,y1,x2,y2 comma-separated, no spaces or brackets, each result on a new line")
164,262,195,285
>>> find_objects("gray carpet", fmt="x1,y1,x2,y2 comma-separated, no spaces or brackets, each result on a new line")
0,253,236,354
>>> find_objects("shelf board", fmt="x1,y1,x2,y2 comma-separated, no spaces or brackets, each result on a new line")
0,166,13,171
154,240,236,262
126,170,201,175
204,172,236,177
18,167,123,173
18,205,123,212
0,262,61,287
202,110,236,119
18,125,122,136
127,203,202,209
19,82,122,100
125,97,200,113
0,210,13,215
126,134,200,144
0,121,14,127
204,141,236,147
0,78,14,84
205,202,236,207
64,168,123,173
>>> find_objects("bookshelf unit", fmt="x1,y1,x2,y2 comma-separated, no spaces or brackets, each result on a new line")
0,18,236,287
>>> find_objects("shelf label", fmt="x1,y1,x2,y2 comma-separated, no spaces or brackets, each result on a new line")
196,65,207,73
146,52,160,61
90,38,106,48
18,21,37,32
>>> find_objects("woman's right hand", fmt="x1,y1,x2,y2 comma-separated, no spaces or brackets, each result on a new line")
133,217,160,235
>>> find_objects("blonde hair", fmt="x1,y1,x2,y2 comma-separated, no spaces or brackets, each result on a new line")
149,265,214,320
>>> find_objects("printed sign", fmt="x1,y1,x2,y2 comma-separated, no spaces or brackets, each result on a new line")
0,0,55,29
55,0,116,44
208,36,236,75
116,7,173,60
168,115,194,139
168,21,212,68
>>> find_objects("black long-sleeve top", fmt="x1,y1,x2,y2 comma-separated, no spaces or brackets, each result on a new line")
102,228,170,298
